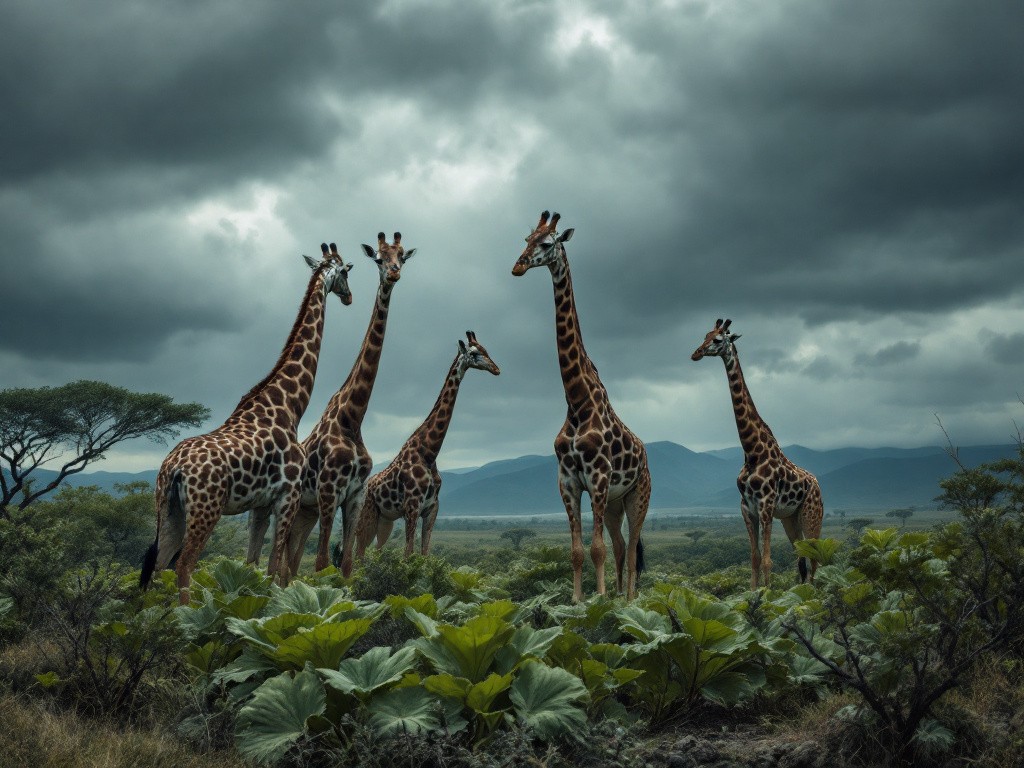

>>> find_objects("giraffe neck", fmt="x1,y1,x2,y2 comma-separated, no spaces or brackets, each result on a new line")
721,345,778,459
230,269,329,427
410,356,466,465
549,260,606,414
328,280,394,434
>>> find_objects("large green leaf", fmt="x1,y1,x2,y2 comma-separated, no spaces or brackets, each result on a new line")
267,580,351,617
319,646,417,697
235,668,326,764
272,618,373,670
423,673,472,701
793,538,841,566
615,606,671,642
416,615,515,682
214,647,280,686
193,558,273,598
226,613,320,652
366,685,442,736
466,672,513,715
509,662,589,742
385,593,437,619
495,625,563,674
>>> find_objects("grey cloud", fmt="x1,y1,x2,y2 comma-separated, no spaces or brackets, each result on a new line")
985,333,1024,364
856,341,921,367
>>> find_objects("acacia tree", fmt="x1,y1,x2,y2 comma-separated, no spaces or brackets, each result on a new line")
886,507,916,528
0,380,208,516
500,527,537,551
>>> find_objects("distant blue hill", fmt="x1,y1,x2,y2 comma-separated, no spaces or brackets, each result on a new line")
7,442,1017,514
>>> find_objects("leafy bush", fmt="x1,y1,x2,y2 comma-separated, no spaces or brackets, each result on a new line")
349,548,455,603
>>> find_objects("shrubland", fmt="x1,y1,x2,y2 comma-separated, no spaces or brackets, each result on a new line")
0,446,1022,767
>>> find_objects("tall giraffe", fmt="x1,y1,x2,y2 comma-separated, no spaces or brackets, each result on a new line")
353,332,500,565
512,211,650,601
140,244,354,604
273,232,417,577
691,318,823,589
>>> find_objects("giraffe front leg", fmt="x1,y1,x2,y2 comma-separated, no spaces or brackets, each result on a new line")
246,506,271,566
588,471,611,597
286,508,318,577
337,487,366,578
420,497,439,557
353,494,379,565
313,491,339,572
402,498,422,558
269,486,302,587
758,492,778,588
605,500,626,596
558,474,585,603
740,498,761,590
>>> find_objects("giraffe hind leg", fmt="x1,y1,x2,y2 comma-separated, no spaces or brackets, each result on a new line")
141,469,185,589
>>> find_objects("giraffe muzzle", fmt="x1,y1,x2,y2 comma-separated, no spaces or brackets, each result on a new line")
511,262,528,277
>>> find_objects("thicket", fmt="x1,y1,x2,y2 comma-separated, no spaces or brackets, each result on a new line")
1,447,1023,767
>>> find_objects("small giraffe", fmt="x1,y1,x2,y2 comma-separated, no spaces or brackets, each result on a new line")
512,211,650,601
691,318,823,589
272,232,417,578
140,244,354,604
353,332,500,564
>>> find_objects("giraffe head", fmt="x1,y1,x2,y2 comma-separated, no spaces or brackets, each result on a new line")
511,210,575,276
457,330,501,376
361,231,417,284
691,318,742,361
303,242,354,304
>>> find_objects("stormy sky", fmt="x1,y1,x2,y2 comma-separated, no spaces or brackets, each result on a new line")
2,0,1023,473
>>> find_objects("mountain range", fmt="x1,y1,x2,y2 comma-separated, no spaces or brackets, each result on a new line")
12,442,1017,515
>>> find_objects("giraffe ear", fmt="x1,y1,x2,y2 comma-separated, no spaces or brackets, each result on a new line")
303,254,321,270
399,248,417,262
730,333,741,342
557,228,574,243
361,244,378,261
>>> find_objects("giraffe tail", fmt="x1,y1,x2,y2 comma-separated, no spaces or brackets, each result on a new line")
636,537,646,576
797,555,809,583
140,469,185,590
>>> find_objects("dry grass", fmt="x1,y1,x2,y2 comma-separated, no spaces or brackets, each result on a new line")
0,692,246,768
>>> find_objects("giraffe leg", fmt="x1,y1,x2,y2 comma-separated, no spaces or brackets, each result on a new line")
337,487,366,578
402,498,422,558
741,498,761,590
779,515,808,583
312,491,339,572
589,473,610,597
558,473,585,603
622,464,651,601
354,493,380,563
796,479,824,583
268,485,302,587
175,501,221,606
246,506,272,566
286,507,318,576
605,500,626,596
375,519,395,549
420,499,439,557
759,493,778,588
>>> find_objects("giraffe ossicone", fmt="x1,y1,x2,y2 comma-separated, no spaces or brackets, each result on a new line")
140,245,353,605
512,210,650,602
691,317,823,589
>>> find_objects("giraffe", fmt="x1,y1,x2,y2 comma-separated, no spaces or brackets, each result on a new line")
139,244,354,605
691,318,823,589
353,332,500,564
511,211,650,601
269,232,417,578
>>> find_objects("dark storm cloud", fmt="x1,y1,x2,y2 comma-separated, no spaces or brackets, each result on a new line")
986,333,1024,364
1,0,1022,467
856,341,921,367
